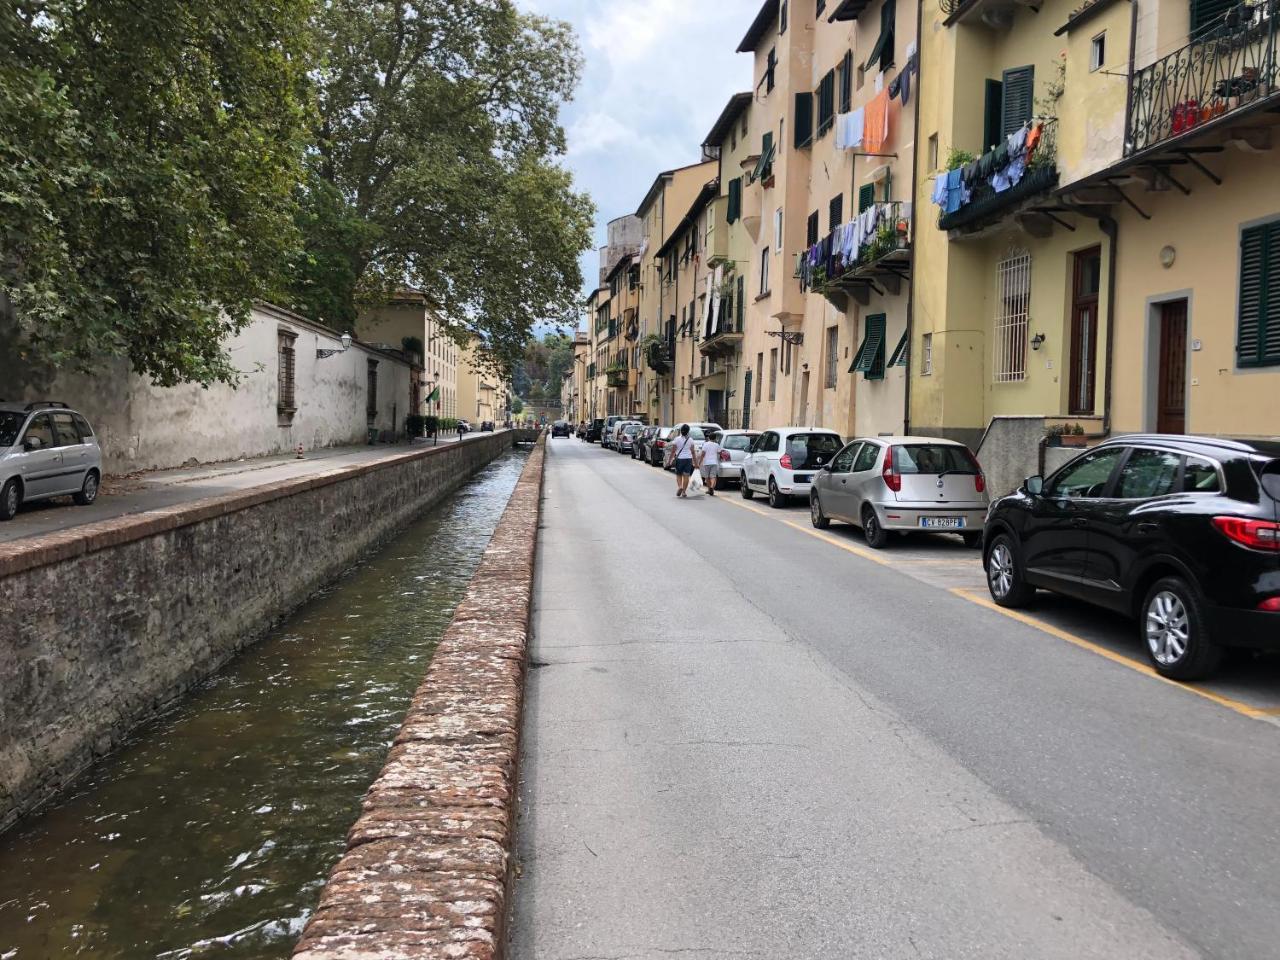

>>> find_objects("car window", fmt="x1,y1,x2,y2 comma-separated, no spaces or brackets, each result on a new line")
758,432,778,453
853,442,880,472
687,427,706,441
723,435,754,452
0,412,23,447
1183,456,1221,493
1115,448,1182,499
895,444,976,475
71,414,93,439
786,433,842,458
1046,447,1126,499
23,414,55,449
831,443,860,472
52,412,82,446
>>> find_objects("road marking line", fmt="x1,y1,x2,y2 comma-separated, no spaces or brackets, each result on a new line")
950,587,1275,723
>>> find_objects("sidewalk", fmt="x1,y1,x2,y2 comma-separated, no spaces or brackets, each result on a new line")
0,436,465,545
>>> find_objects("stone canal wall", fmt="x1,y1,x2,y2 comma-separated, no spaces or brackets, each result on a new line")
0,432,514,834
294,435,544,960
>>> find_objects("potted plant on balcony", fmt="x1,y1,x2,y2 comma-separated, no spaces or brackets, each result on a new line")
643,334,669,374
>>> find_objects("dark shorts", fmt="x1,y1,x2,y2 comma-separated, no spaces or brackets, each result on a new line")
675,459,694,476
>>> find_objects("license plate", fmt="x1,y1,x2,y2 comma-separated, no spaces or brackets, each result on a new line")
795,474,813,484
921,517,964,529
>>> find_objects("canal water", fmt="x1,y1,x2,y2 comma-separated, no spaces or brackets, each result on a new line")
0,449,529,959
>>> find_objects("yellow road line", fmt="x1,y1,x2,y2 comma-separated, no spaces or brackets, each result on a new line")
950,587,1274,722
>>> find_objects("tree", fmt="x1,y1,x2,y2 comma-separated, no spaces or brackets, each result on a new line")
292,0,594,373
0,0,313,386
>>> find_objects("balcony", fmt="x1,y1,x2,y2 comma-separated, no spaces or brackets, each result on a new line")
646,337,673,375
606,366,628,389
706,196,731,266
797,201,911,299
1126,1,1280,156
699,302,745,357
939,0,1025,29
936,121,1059,235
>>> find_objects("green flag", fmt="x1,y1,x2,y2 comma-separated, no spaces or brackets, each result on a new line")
425,386,440,404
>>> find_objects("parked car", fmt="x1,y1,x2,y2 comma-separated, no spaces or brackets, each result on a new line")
457,419,472,433
586,418,605,443
809,437,989,548
617,422,644,454
481,421,495,432
709,430,761,486
551,420,571,438
600,415,628,450
649,427,677,466
742,428,843,507
633,425,658,460
982,435,1280,680
0,401,103,521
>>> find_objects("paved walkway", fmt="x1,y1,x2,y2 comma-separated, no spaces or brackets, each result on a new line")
0,436,468,545
510,437,1280,960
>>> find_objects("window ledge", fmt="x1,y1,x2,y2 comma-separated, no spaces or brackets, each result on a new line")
754,291,772,303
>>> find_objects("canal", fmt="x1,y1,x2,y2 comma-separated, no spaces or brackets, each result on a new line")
0,449,529,959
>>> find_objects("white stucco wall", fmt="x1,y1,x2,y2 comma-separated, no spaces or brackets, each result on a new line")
8,304,417,473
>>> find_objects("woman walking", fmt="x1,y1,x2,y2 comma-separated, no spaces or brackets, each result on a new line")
668,423,698,498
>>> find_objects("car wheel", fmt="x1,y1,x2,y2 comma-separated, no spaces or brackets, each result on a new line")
0,479,20,521
985,533,1035,607
810,492,830,529
741,479,755,500
861,505,889,548
962,532,983,549
1143,577,1222,680
73,471,100,506
768,478,786,509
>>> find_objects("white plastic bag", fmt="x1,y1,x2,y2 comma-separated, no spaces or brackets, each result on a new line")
690,470,703,493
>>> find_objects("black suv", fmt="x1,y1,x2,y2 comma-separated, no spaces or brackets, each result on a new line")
551,420,571,438
982,435,1280,680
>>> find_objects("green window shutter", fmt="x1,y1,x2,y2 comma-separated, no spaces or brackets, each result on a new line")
727,178,742,223
888,328,909,367
781,0,789,33
983,79,1004,152
795,92,814,148
850,315,886,378
1001,66,1034,138
866,0,895,71
839,51,853,114
1238,222,1280,367
858,183,875,213
1191,0,1241,35
753,132,775,182
818,71,836,136
736,275,745,329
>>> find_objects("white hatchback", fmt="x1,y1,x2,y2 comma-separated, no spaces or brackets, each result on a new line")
741,427,843,508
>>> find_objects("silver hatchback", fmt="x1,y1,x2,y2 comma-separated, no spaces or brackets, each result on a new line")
809,436,989,548
0,402,103,521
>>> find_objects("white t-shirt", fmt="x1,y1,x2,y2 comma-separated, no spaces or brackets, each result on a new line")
673,435,696,460
699,440,722,467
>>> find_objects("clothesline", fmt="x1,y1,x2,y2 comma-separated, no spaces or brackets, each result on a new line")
929,119,1048,215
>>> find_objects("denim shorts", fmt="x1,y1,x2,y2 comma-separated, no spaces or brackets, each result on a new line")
674,459,694,476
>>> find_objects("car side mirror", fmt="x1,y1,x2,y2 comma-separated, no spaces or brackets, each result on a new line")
822,463,833,472
1025,475,1044,496
23,436,43,452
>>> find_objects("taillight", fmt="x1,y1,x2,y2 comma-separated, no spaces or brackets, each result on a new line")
1258,597,1280,612
975,473,986,494
656,440,665,447
882,446,901,492
720,450,730,462
780,453,793,470
1212,516,1280,551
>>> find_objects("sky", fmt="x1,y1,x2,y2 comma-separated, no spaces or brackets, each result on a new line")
520,0,763,332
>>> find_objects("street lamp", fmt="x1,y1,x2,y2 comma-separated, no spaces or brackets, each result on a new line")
317,331,353,359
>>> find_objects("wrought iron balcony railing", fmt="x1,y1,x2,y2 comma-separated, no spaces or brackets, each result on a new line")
937,120,1057,232
1127,0,1279,155
606,367,628,388
797,201,910,292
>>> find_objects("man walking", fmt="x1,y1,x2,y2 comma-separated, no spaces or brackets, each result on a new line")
667,424,697,499
699,431,723,497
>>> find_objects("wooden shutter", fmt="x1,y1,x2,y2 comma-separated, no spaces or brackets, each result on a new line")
858,183,875,212
736,275,745,329
807,211,820,247
839,51,853,113
818,71,836,136
829,194,843,228
794,92,814,148
1238,222,1280,367
781,0,789,33
1001,66,1034,138
727,178,742,223
983,79,1004,152
1190,0,1241,35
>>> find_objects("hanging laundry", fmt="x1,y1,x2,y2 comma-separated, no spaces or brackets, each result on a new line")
888,74,902,100
835,109,865,150
944,168,968,214
899,58,912,106
863,90,890,155
931,174,948,207
1025,122,1043,154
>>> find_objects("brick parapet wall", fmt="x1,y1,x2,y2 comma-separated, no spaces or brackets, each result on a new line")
294,436,544,960
0,433,513,834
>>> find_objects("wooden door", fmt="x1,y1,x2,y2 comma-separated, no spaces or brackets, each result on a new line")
1157,300,1188,434
741,371,753,430
1068,247,1101,415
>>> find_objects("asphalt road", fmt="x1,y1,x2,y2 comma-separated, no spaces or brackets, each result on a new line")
510,436,1280,960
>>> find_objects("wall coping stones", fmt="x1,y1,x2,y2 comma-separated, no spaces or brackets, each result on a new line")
0,433,518,580
293,435,545,960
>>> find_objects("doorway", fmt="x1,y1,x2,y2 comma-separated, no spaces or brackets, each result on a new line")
1068,247,1101,415
1156,299,1188,434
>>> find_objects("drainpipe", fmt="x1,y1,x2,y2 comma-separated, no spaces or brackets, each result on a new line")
903,0,925,435
1100,213,1118,439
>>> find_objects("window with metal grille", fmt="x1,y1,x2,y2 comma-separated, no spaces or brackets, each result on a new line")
277,330,297,417
921,332,933,375
1238,219,1280,367
994,249,1031,382
825,326,839,388
366,359,379,420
